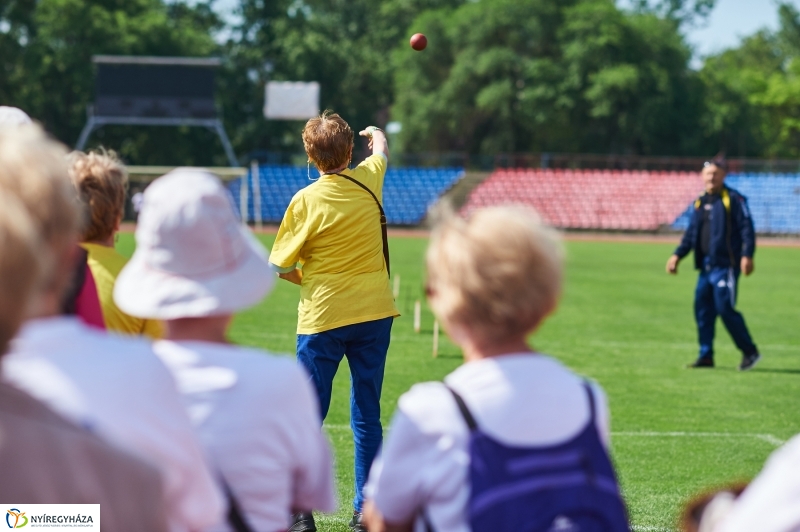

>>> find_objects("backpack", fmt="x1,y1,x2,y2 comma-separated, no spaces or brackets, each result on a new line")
445,382,629,532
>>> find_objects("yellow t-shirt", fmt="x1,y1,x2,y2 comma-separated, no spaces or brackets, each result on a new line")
270,154,400,335
80,243,164,339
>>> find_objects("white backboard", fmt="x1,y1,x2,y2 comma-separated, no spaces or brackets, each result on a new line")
264,81,320,120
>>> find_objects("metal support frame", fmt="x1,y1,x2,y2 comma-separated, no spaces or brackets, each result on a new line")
75,115,238,167
250,160,262,229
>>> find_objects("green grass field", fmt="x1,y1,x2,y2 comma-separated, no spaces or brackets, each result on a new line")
119,233,800,531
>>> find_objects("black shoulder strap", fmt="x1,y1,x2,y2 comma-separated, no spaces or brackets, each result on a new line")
335,173,391,278
60,246,89,315
221,478,254,532
445,386,478,431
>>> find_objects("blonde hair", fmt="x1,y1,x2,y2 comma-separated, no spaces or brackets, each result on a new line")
302,110,354,172
68,150,128,242
0,125,80,296
426,205,564,346
0,192,42,354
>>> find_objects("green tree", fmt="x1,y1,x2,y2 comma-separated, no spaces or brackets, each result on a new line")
698,2,800,158
220,0,465,159
0,0,224,164
627,0,715,25
392,0,704,156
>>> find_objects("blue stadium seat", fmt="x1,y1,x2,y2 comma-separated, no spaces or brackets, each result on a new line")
228,165,465,225
671,173,800,234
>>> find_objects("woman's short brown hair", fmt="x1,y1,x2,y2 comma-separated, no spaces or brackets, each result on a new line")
68,150,128,242
426,205,564,346
302,110,354,172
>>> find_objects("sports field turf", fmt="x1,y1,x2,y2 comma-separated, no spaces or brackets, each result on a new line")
119,233,800,531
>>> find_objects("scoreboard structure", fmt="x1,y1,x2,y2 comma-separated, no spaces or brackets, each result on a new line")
76,56,237,166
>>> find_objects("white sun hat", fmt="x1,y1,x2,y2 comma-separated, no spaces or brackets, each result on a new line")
114,168,275,320
0,106,32,126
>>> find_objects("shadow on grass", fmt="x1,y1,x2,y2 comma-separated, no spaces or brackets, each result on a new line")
433,352,463,360
752,368,800,375
692,366,800,375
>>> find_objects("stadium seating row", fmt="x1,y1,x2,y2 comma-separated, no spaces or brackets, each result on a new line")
463,169,800,234
228,165,465,226
672,174,800,233
228,166,800,233
462,169,700,231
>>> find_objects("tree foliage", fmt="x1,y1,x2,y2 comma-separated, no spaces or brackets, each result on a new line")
0,0,223,164
627,0,715,25
392,0,705,155
220,0,463,158
698,2,800,158
3,0,800,162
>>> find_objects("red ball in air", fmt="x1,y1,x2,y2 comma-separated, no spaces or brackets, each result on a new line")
410,33,428,51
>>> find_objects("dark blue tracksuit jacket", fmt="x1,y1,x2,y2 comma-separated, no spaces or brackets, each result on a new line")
674,186,755,270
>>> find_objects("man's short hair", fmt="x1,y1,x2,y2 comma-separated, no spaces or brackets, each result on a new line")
704,154,728,173
0,193,41,354
426,205,564,346
302,110,354,173
69,150,128,243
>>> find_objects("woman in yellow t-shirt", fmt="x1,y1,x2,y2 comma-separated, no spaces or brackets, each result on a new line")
271,112,398,532
69,151,162,339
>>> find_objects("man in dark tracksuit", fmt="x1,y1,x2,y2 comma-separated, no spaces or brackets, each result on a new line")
666,159,760,370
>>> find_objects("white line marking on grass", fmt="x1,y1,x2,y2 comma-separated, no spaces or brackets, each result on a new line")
631,526,671,531
612,431,785,446
584,339,800,352
754,433,785,446
324,425,785,446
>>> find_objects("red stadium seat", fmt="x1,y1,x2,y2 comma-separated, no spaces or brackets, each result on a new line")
460,168,702,230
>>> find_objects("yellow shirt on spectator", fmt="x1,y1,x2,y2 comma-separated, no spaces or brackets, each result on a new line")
81,243,164,339
270,154,399,335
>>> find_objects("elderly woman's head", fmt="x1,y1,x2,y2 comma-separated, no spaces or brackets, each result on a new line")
426,206,564,350
0,125,80,317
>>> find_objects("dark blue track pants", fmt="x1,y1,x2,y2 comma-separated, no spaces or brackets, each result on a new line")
694,266,757,360
296,317,393,512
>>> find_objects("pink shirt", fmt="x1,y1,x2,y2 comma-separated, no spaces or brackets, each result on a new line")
75,264,105,329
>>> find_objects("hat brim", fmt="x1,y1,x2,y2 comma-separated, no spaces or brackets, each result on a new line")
114,229,276,320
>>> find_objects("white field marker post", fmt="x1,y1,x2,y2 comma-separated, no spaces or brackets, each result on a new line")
432,320,439,358
251,160,262,230
239,169,249,225
413,300,421,333
392,274,401,299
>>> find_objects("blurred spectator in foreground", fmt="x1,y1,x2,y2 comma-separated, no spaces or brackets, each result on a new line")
0,126,224,532
69,150,162,338
682,434,800,532
0,106,104,329
364,206,629,532
115,169,336,532
0,105,33,126
0,130,168,532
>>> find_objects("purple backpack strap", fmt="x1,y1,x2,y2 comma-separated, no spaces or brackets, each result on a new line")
582,380,597,425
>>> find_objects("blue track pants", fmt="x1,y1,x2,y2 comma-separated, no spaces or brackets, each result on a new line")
297,317,393,512
694,266,757,360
